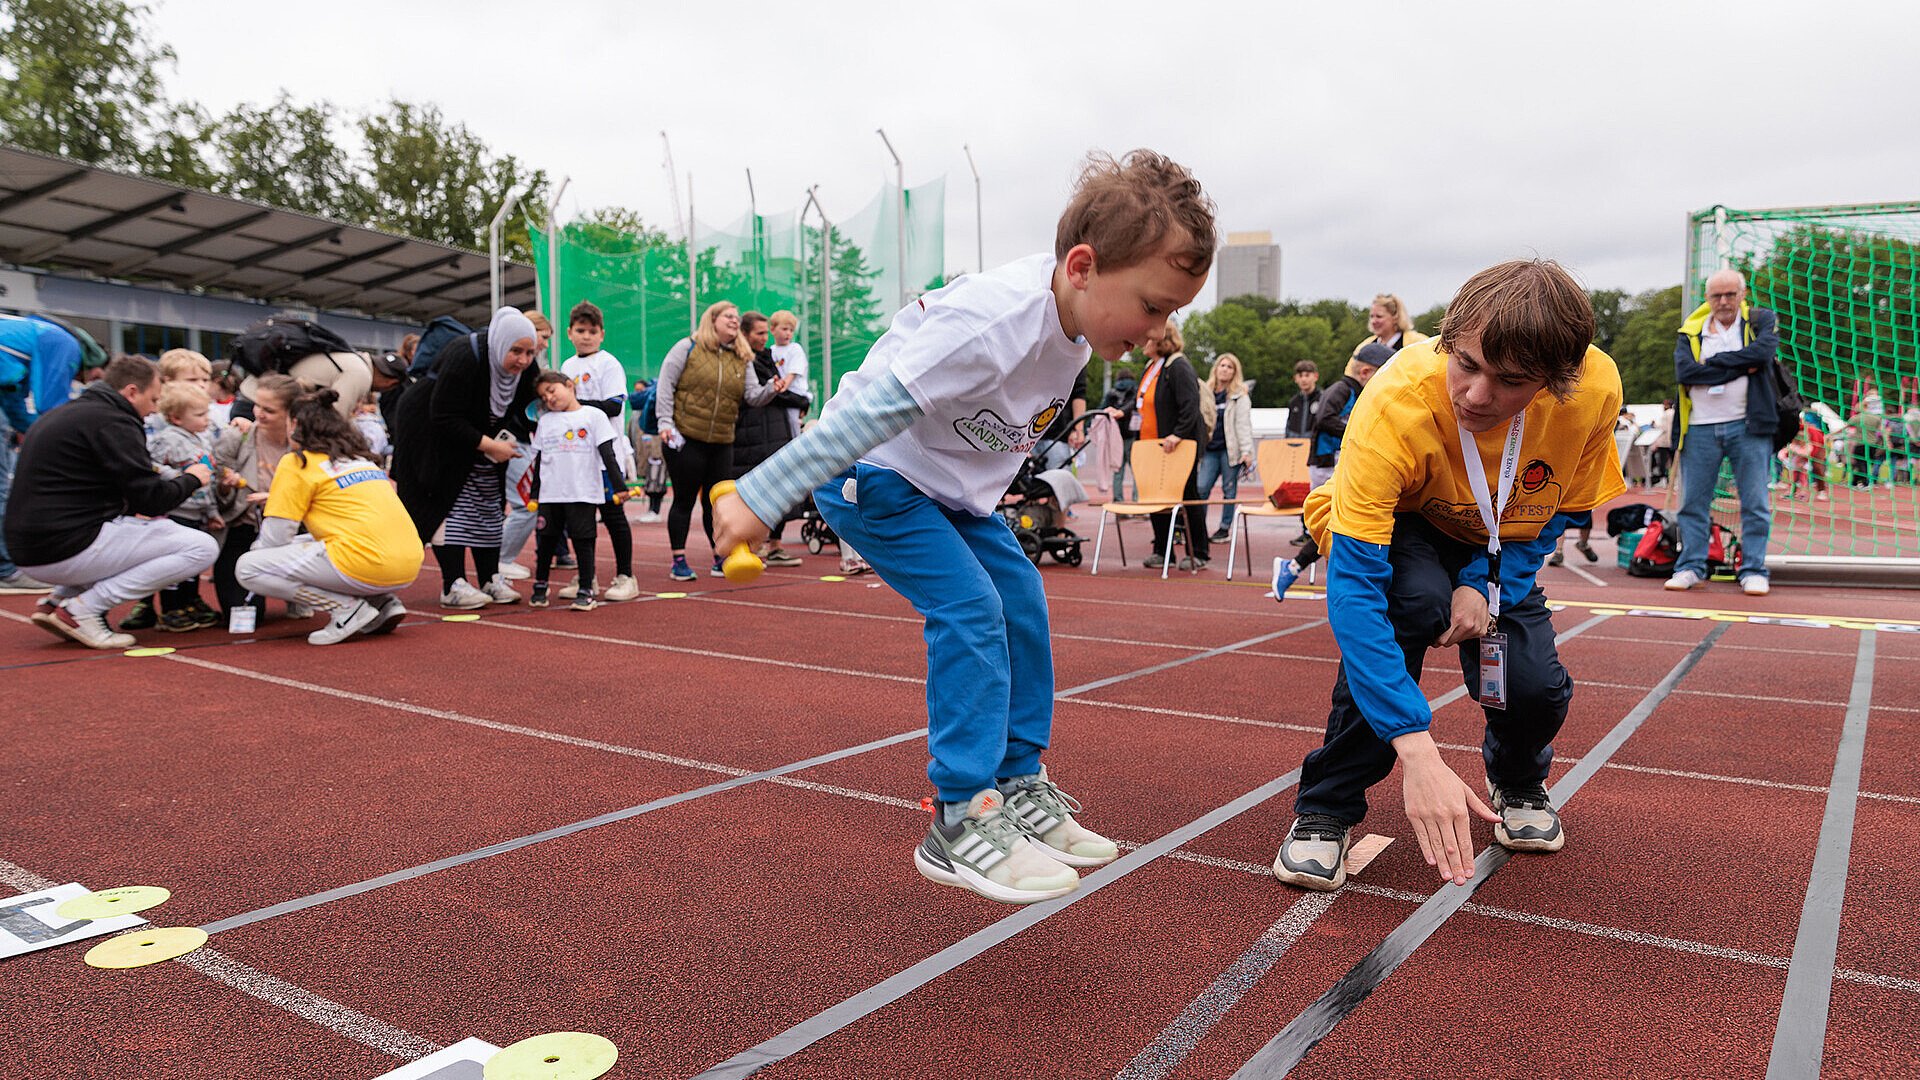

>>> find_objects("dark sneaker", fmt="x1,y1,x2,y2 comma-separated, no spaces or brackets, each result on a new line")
1144,555,1167,569
555,553,578,569
914,789,1079,904
1209,529,1231,542
119,599,157,631
1575,540,1598,563
529,584,550,609
570,588,597,612
1178,556,1208,571
1547,550,1564,566
187,597,221,628
669,557,697,583
156,608,198,633
1000,766,1117,867
1272,814,1353,891
710,558,727,578
1487,780,1565,852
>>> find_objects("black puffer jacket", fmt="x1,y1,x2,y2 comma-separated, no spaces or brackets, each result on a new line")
729,350,811,479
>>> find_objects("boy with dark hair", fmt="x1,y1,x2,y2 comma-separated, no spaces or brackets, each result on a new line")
526,370,628,612
714,149,1217,904
1273,260,1624,892
559,300,640,602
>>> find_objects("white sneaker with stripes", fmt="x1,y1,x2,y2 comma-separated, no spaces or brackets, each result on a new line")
914,789,1079,904
1001,766,1119,867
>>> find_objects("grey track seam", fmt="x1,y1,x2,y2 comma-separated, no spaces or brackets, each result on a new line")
688,613,1608,1079
1766,628,1876,1079
182,610,1304,937
1228,620,1725,1079
0,858,436,1061
197,727,926,935
1113,613,1607,1080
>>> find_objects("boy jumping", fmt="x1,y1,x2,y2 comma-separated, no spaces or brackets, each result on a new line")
713,150,1216,903
1273,260,1625,892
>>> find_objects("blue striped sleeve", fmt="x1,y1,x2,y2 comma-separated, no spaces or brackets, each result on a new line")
1327,532,1432,741
733,373,923,529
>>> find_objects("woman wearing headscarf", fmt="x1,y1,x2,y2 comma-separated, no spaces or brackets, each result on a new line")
392,307,542,608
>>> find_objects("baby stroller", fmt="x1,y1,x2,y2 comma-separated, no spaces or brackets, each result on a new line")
998,414,1101,567
798,497,839,554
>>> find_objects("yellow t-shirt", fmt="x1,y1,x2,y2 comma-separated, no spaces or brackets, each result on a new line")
1306,340,1626,549
264,452,425,588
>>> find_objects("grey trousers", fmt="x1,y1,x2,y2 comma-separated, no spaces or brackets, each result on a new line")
235,538,395,612
24,516,220,617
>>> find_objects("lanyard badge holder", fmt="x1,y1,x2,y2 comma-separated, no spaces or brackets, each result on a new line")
1458,415,1525,711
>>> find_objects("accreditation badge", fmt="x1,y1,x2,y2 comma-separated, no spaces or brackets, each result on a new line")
1479,632,1509,711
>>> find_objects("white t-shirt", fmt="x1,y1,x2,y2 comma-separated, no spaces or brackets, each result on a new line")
770,340,810,437
825,253,1091,516
532,406,618,504
1689,317,1749,425
563,349,635,471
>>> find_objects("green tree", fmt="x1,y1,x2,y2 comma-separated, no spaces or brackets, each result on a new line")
0,0,171,164
1589,287,1630,353
360,99,547,260
133,102,217,188
208,93,363,220
1413,303,1446,338
1610,285,1684,404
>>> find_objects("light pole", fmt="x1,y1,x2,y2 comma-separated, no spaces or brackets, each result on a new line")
877,128,906,309
801,185,833,403
488,183,527,315
963,144,983,274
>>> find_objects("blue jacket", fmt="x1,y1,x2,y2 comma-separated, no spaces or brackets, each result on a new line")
0,314,81,432
1673,302,1779,450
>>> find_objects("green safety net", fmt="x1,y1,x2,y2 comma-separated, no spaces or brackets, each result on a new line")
531,179,945,411
1685,203,1920,560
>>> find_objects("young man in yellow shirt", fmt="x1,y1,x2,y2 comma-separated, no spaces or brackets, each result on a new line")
1274,260,1625,891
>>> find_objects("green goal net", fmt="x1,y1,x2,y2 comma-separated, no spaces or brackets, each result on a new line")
530,179,945,411
1685,202,1920,564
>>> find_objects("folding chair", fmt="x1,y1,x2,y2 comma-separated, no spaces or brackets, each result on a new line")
1091,438,1198,578
1224,438,1313,581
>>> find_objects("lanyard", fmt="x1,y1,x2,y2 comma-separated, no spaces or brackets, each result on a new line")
1456,414,1526,619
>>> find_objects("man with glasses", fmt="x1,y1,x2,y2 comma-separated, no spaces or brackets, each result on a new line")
1667,269,1781,597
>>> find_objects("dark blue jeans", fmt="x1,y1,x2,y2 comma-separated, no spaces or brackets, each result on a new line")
1295,514,1573,825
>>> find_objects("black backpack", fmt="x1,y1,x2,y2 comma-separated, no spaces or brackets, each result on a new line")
409,315,473,377
229,317,356,379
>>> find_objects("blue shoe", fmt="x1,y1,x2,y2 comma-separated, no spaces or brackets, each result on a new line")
1270,557,1299,603
669,557,696,583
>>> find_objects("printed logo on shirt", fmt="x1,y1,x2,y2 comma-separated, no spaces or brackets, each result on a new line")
1518,459,1555,495
332,468,387,489
954,408,1040,454
1027,398,1065,438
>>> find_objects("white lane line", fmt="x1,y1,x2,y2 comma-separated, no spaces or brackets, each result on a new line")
0,858,436,1061
1116,892,1340,1080
1562,562,1609,587
1585,680,1920,717
480,620,925,683
163,653,756,779
1575,632,1857,658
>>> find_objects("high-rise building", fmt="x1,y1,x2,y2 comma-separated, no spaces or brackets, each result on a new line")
1216,230,1281,304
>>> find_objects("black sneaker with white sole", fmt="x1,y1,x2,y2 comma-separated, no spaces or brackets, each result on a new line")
1272,813,1353,891
1487,779,1565,852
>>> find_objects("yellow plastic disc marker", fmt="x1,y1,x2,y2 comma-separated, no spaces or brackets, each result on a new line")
56,885,171,920
442,614,482,623
84,926,208,969
654,592,687,599
124,647,176,658
819,575,846,583
484,1032,618,1080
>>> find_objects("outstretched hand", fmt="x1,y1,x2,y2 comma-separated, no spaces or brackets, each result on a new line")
1392,731,1500,886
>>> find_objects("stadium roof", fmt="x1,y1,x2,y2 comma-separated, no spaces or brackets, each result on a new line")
0,144,537,325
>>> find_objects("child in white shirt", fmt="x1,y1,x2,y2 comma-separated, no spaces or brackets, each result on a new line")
560,301,639,602
713,151,1218,904
526,371,628,612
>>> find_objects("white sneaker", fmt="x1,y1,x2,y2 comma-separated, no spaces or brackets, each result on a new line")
914,789,1079,904
0,571,54,595
1663,569,1703,591
285,600,316,619
307,601,382,645
481,575,520,604
47,603,137,650
603,574,640,602
366,597,407,635
440,580,490,609
999,766,1118,867
500,562,531,581
1741,575,1770,596
637,511,661,523
557,580,579,599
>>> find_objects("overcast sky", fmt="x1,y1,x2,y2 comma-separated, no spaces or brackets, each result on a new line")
154,0,1920,314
